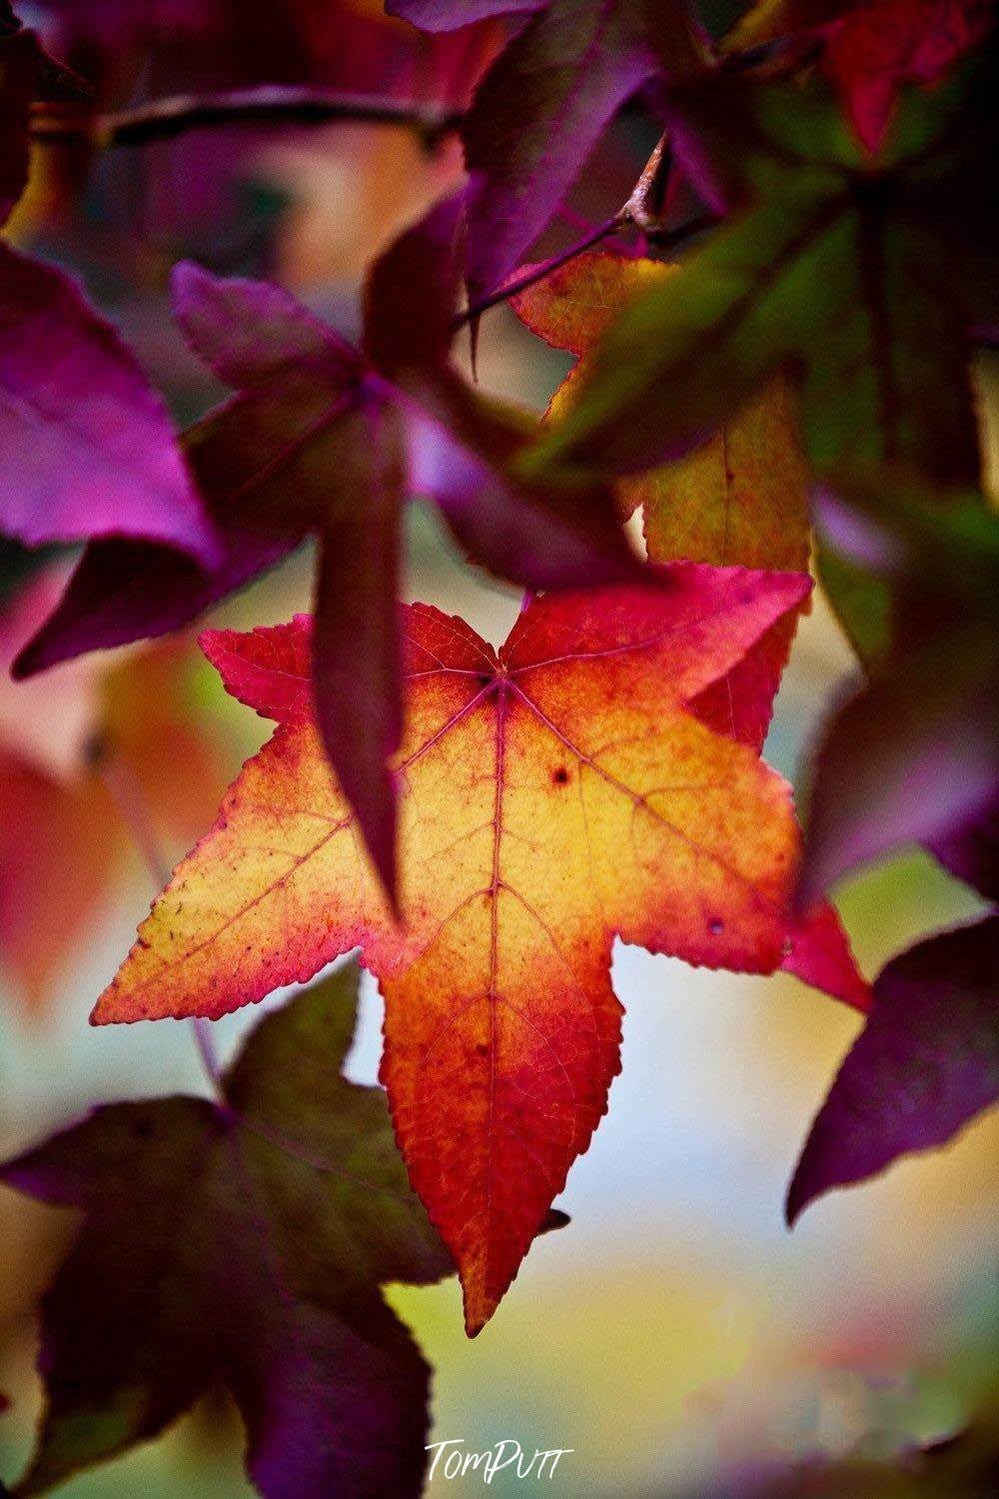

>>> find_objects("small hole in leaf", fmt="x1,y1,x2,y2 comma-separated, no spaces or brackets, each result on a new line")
708,917,724,935
553,767,570,785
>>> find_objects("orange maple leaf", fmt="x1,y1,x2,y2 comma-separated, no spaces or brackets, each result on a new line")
92,569,866,1332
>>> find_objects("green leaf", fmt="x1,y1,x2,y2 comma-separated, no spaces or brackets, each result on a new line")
527,53,993,490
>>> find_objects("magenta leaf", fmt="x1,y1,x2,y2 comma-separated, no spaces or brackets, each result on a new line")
0,244,219,562
787,917,999,1224
798,627,997,906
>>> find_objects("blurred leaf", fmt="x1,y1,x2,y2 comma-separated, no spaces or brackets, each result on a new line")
800,470,999,902
0,242,220,561
1,965,460,1498
788,916,999,1225
928,798,997,900
0,569,227,1015
0,2,91,101
723,0,996,152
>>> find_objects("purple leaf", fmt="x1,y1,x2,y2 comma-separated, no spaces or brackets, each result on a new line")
406,371,641,591
362,191,464,375
0,244,219,562
787,917,999,1224
928,798,998,902
460,0,702,300
172,261,359,389
388,0,543,29
310,401,408,906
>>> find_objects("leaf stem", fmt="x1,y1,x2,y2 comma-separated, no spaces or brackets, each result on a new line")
30,86,464,150
93,740,222,1092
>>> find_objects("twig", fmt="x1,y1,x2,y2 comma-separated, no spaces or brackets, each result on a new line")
29,86,464,150
93,738,222,1092
453,133,717,329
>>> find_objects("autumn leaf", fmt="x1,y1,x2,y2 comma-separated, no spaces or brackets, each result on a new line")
513,249,812,748
391,0,705,300
513,252,865,1007
1,965,462,1498
723,0,996,151
0,568,227,1013
787,916,999,1224
529,50,994,491
88,568,872,1332
16,192,636,904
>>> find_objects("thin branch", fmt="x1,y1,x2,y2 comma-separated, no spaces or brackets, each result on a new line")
29,86,464,150
454,132,718,330
93,739,222,1092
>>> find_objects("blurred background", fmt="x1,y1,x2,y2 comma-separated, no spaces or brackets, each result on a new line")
0,3,996,1495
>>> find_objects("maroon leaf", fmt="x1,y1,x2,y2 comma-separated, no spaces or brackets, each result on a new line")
0,967,455,1499
928,798,998,901
787,917,999,1224
0,2,91,102
19,196,637,902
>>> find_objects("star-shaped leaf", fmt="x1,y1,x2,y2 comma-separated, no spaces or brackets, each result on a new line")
15,193,637,904
90,568,867,1333
1,965,467,1498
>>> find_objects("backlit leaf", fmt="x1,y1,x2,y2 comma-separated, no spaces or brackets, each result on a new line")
90,570,868,1332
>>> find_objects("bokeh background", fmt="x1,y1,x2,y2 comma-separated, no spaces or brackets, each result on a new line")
1,3,996,1495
